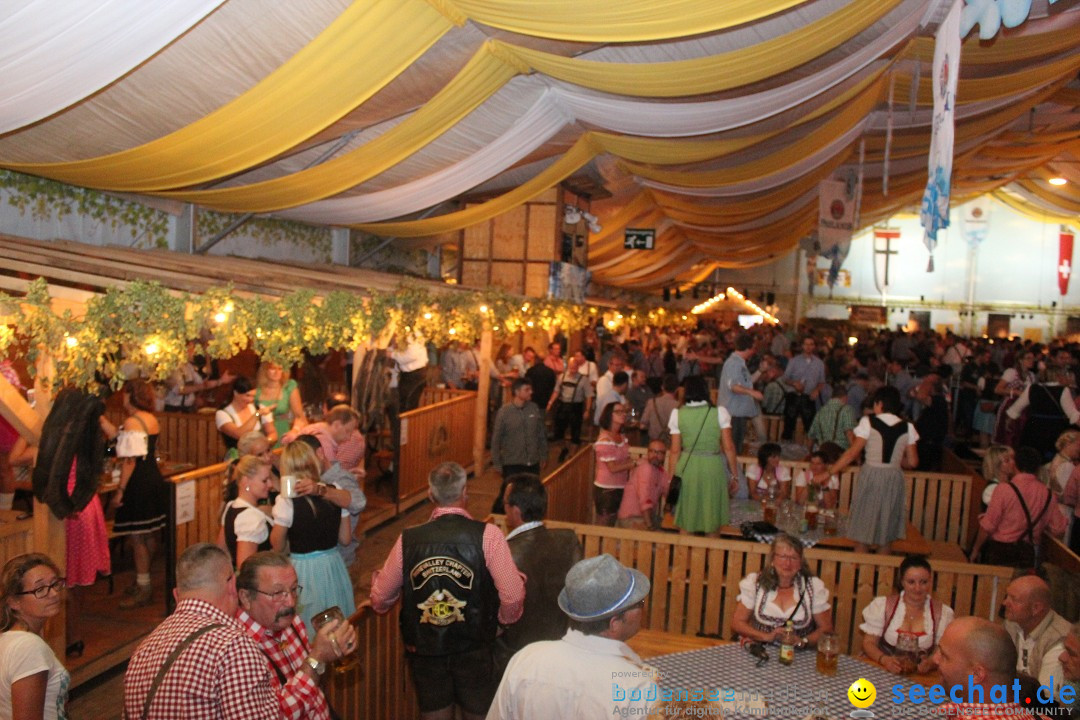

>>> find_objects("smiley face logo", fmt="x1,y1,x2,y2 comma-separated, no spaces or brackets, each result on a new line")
847,678,876,708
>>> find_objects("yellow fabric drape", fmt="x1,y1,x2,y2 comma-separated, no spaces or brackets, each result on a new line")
621,78,880,187
497,0,903,97
435,0,809,42
0,0,455,192
1016,178,1080,214
159,42,515,212
907,21,1080,64
889,53,1080,107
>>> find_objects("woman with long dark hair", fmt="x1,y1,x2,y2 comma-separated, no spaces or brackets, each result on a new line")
670,375,738,535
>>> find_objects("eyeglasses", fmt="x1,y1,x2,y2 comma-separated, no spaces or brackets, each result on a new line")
252,585,302,602
16,578,65,598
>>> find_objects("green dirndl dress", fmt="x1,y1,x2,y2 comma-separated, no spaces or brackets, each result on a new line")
673,404,729,533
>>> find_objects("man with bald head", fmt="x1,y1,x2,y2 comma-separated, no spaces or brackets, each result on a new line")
1003,575,1071,691
1059,622,1080,716
933,617,1037,718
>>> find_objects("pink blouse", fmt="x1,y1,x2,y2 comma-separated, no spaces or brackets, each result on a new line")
594,435,631,490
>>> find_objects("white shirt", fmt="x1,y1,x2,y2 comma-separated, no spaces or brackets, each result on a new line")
0,630,69,720
391,340,429,373
1008,383,1080,423
505,520,544,542
793,469,839,491
746,463,792,494
486,629,657,720
220,498,272,546
1015,630,1067,692
736,573,830,629
668,401,732,434
859,593,955,651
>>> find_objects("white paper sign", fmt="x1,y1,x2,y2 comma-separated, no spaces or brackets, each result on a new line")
400,418,408,446
175,480,196,525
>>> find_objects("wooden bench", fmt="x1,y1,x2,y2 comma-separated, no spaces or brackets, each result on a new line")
326,519,1014,720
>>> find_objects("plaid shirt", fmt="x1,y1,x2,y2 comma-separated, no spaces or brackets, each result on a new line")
370,506,525,624
124,599,278,720
238,610,331,720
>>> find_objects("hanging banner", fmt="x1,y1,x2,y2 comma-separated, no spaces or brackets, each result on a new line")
873,227,901,294
818,179,855,250
962,196,991,245
1060,227,1075,296
919,0,961,272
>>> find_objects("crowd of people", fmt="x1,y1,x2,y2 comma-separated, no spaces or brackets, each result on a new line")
5,320,1080,718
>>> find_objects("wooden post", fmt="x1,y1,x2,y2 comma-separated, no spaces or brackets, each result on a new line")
473,329,493,474
31,353,66,656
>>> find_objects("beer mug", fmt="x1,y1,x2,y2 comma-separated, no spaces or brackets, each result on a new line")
281,474,299,499
311,606,360,675
816,632,839,676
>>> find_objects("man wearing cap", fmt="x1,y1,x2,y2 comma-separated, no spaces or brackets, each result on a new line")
487,554,657,719
368,461,525,720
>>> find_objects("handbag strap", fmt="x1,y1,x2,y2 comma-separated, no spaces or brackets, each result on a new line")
137,623,224,720
684,406,711,457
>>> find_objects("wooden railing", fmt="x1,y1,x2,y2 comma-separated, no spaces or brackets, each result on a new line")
397,393,476,509
105,409,226,468
164,461,230,610
734,456,973,545
331,520,1013,720
539,443,594,524
418,386,475,406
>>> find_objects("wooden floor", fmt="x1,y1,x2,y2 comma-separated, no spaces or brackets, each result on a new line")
67,441,552,717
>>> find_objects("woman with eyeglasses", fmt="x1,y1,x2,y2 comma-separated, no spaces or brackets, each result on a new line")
222,456,274,568
0,553,69,720
271,441,354,636
731,534,833,648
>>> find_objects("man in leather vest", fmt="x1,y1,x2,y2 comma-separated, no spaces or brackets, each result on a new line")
500,474,582,655
367,462,525,720
1003,575,1072,692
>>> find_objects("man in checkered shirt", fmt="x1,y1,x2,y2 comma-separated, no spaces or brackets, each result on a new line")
123,543,279,720
236,551,358,720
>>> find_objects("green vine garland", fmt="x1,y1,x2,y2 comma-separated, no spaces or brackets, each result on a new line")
0,278,694,389
1,170,170,247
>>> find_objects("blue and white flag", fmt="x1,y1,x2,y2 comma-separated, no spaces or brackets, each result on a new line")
919,0,961,272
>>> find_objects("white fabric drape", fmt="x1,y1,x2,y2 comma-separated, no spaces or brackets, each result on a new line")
640,119,868,197
0,0,227,134
277,90,570,223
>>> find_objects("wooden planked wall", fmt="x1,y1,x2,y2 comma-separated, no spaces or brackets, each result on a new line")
397,394,476,508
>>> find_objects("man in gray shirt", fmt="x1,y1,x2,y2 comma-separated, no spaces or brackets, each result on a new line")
781,336,826,440
718,334,763,469
491,378,547,513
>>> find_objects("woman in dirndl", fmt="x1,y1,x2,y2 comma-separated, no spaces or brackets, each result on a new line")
816,386,918,554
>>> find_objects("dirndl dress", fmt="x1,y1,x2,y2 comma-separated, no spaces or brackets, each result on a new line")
673,404,730,533
846,414,917,547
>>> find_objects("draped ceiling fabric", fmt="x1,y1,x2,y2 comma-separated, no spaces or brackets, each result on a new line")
1,0,1079,291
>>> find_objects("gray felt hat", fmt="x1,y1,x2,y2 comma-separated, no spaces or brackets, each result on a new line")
557,554,650,622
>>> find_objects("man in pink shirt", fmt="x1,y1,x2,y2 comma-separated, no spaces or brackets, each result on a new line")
970,447,1067,566
366,462,525,720
616,441,670,531
282,403,364,477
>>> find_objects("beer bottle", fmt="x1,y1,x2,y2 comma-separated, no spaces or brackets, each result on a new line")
779,621,798,665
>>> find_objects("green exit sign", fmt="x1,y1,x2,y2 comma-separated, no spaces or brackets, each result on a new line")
624,228,655,250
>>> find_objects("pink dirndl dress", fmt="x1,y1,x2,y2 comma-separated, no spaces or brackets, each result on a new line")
64,460,111,587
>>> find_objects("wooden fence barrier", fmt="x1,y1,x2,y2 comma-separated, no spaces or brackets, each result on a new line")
397,393,476,510
164,461,231,610
734,456,973,545
540,443,594,524
105,409,225,468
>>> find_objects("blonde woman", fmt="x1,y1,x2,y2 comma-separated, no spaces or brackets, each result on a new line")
0,554,69,720
271,441,354,636
1042,429,1080,495
256,362,308,442
221,456,274,568
980,444,1016,510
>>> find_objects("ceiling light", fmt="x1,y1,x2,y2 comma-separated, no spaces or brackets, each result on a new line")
1049,177,1067,186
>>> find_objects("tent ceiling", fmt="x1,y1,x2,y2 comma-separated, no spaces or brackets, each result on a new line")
1,0,1079,291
